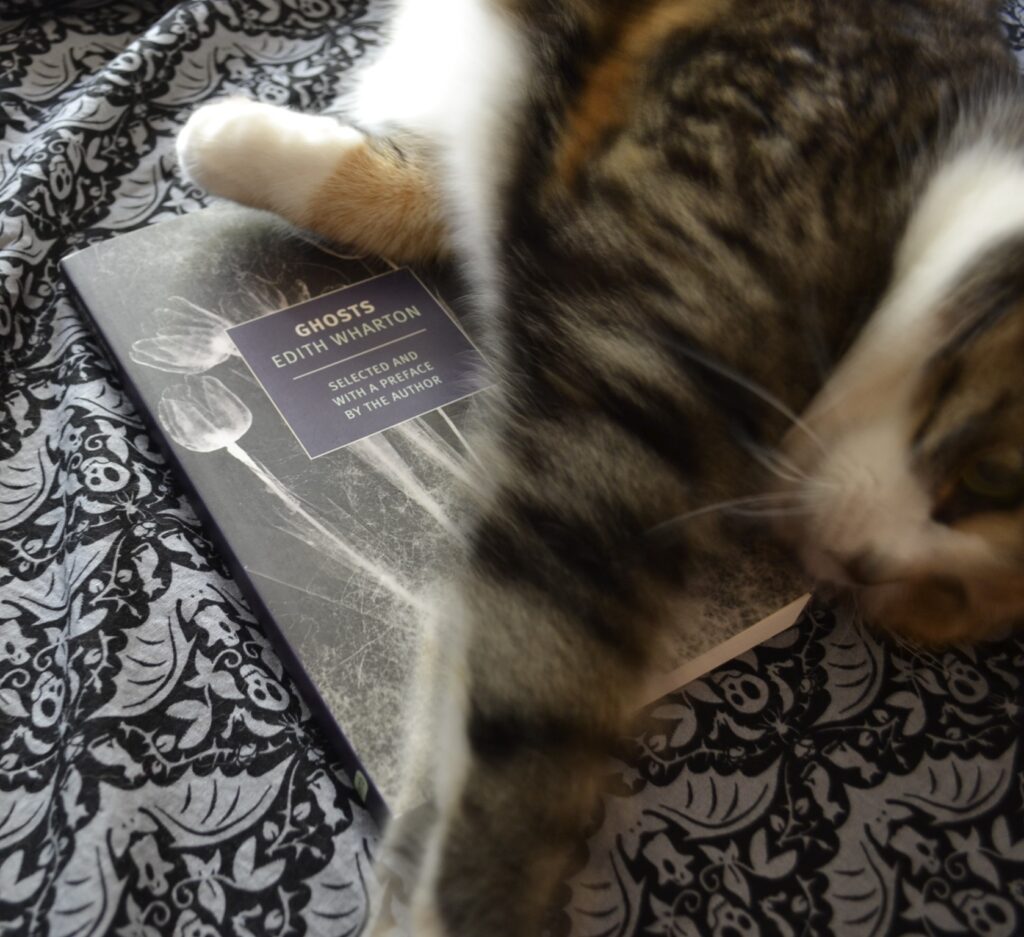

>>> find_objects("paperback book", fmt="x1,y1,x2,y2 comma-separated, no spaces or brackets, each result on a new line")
62,205,804,814
62,205,494,813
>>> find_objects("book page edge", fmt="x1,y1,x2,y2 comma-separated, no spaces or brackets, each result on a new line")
641,594,811,707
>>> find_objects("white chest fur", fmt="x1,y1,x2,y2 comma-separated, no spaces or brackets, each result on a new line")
351,0,526,288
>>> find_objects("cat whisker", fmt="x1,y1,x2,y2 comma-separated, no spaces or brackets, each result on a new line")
664,342,829,454
762,445,825,484
728,504,816,519
742,440,820,486
647,493,810,536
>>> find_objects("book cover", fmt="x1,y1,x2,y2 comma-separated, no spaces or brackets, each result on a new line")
61,205,492,813
62,204,806,816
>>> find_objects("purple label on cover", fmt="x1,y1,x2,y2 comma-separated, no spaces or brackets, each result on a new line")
228,269,491,458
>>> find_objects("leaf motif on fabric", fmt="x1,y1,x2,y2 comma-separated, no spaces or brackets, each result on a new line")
231,835,285,891
116,896,160,937
885,691,927,737
150,44,227,107
647,758,781,839
35,505,67,548
824,744,1017,937
131,543,164,597
966,850,1002,890
0,687,29,719
749,829,797,879
717,861,750,905
68,379,135,423
137,756,292,848
816,608,885,726
992,817,1024,861
49,836,125,937
183,851,221,879
563,838,645,937
898,748,1016,823
71,592,108,637
914,666,946,698
185,651,245,700
0,214,53,265
650,703,697,750
198,878,226,923
682,680,720,704
232,707,285,738
823,742,880,783
166,698,213,750
947,828,1001,889
825,836,898,937
103,157,179,232
242,34,329,67
900,882,966,933
8,533,117,624
0,777,56,851
297,808,376,937
158,528,208,570
19,36,127,103
0,849,45,903
0,422,55,531
91,592,194,719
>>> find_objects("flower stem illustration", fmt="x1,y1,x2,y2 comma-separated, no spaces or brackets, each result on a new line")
351,433,460,539
395,420,475,491
158,376,422,610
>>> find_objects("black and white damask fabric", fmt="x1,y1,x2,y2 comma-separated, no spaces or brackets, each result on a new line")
2,3,1024,936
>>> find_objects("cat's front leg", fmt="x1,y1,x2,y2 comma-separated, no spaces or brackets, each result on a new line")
379,472,676,936
176,99,449,262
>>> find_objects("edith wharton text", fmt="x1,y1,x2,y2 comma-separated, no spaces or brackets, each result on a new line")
270,300,422,368
261,299,445,421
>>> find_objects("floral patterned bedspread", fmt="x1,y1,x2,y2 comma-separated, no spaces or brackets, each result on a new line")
2,3,1024,935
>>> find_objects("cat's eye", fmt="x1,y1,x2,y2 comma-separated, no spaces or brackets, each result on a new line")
960,450,1024,502
934,449,1024,525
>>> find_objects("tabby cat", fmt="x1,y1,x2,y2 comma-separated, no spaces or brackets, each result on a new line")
177,0,1024,933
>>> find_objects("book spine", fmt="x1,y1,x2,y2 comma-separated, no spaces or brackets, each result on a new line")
60,259,390,826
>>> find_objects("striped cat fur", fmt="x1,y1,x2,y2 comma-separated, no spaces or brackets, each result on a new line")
178,1,1024,933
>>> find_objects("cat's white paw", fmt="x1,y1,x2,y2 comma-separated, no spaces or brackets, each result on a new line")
176,98,274,203
176,97,363,218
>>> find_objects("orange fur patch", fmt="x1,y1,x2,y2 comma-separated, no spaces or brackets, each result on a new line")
307,141,449,263
553,0,730,187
